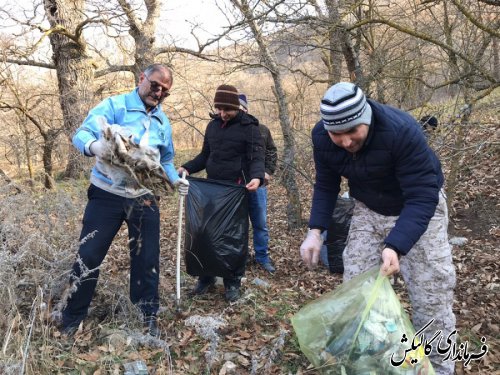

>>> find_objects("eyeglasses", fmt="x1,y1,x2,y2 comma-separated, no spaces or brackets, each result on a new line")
144,75,170,98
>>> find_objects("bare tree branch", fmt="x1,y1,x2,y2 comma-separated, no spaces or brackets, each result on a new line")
94,64,135,78
477,0,500,6
154,46,219,61
4,58,55,70
349,18,498,84
449,0,500,38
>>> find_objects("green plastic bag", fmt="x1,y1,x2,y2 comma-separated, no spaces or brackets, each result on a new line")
291,267,435,375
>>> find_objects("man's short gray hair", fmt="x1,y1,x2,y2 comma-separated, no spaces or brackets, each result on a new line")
144,64,173,85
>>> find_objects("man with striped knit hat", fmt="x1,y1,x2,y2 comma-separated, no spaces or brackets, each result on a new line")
299,82,456,375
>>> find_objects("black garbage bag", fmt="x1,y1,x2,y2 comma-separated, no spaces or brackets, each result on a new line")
325,196,355,274
184,177,249,278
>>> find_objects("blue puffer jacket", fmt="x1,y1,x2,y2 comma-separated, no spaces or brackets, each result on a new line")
309,99,444,254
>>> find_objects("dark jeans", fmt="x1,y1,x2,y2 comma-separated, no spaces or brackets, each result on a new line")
248,187,270,264
62,184,160,328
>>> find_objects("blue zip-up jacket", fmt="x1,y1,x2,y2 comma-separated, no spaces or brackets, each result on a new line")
73,88,179,197
309,99,444,255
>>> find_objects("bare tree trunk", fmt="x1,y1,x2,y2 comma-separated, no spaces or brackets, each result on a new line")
44,0,95,178
271,82,303,229
442,1,460,97
118,0,160,82
22,123,34,180
231,0,302,229
326,1,343,84
41,131,59,189
351,4,367,89
493,36,499,81
341,29,364,85
324,0,364,85
445,89,472,210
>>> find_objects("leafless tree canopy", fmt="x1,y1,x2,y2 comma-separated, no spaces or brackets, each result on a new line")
0,0,498,209
0,1,498,374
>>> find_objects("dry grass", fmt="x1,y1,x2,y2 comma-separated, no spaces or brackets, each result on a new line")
0,96,498,373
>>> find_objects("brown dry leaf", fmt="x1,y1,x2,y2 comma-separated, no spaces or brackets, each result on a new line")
126,351,142,360
139,348,164,360
471,323,482,333
265,307,278,315
179,329,194,346
239,350,250,357
236,330,252,339
233,341,249,350
76,350,101,362
219,361,237,375
237,354,250,366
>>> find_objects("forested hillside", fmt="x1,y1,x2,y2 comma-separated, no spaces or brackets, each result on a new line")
0,0,498,374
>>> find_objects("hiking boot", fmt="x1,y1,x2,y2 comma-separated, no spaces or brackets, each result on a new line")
59,317,82,337
191,277,216,296
144,315,159,337
258,261,276,273
59,324,78,337
225,286,241,302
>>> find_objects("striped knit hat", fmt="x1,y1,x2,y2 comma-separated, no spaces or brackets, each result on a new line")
238,93,248,112
214,84,240,110
320,83,372,131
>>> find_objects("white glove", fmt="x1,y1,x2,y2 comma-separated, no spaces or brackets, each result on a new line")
300,229,324,270
174,178,189,196
89,139,108,158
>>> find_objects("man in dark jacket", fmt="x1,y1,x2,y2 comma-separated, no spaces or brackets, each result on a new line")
299,82,455,375
420,115,439,138
178,84,265,302
239,93,278,273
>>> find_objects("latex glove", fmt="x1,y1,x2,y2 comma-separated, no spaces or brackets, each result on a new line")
380,247,400,276
246,178,260,192
300,229,324,270
174,178,189,196
89,139,108,158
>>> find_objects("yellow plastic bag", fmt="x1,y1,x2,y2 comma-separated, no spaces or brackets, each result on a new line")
291,267,435,375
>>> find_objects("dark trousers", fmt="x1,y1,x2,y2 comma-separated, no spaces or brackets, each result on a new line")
62,184,160,328
198,276,242,289
248,187,270,264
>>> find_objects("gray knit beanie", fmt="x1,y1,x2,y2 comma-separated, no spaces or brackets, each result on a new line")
320,83,372,131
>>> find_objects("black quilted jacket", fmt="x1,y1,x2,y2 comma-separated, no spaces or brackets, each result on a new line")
183,111,265,185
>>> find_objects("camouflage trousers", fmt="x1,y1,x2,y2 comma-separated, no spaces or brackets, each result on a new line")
343,190,456,375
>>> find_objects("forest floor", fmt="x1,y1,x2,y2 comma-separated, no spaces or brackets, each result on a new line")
0,116,499,374
0,172,497,375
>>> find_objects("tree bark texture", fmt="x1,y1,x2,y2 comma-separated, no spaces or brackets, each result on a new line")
44,0,95,178
117,0,160,82
232,0,303,229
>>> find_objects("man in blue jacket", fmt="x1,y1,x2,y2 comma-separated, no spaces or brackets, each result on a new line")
300,82,455,375
61,64,189,337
